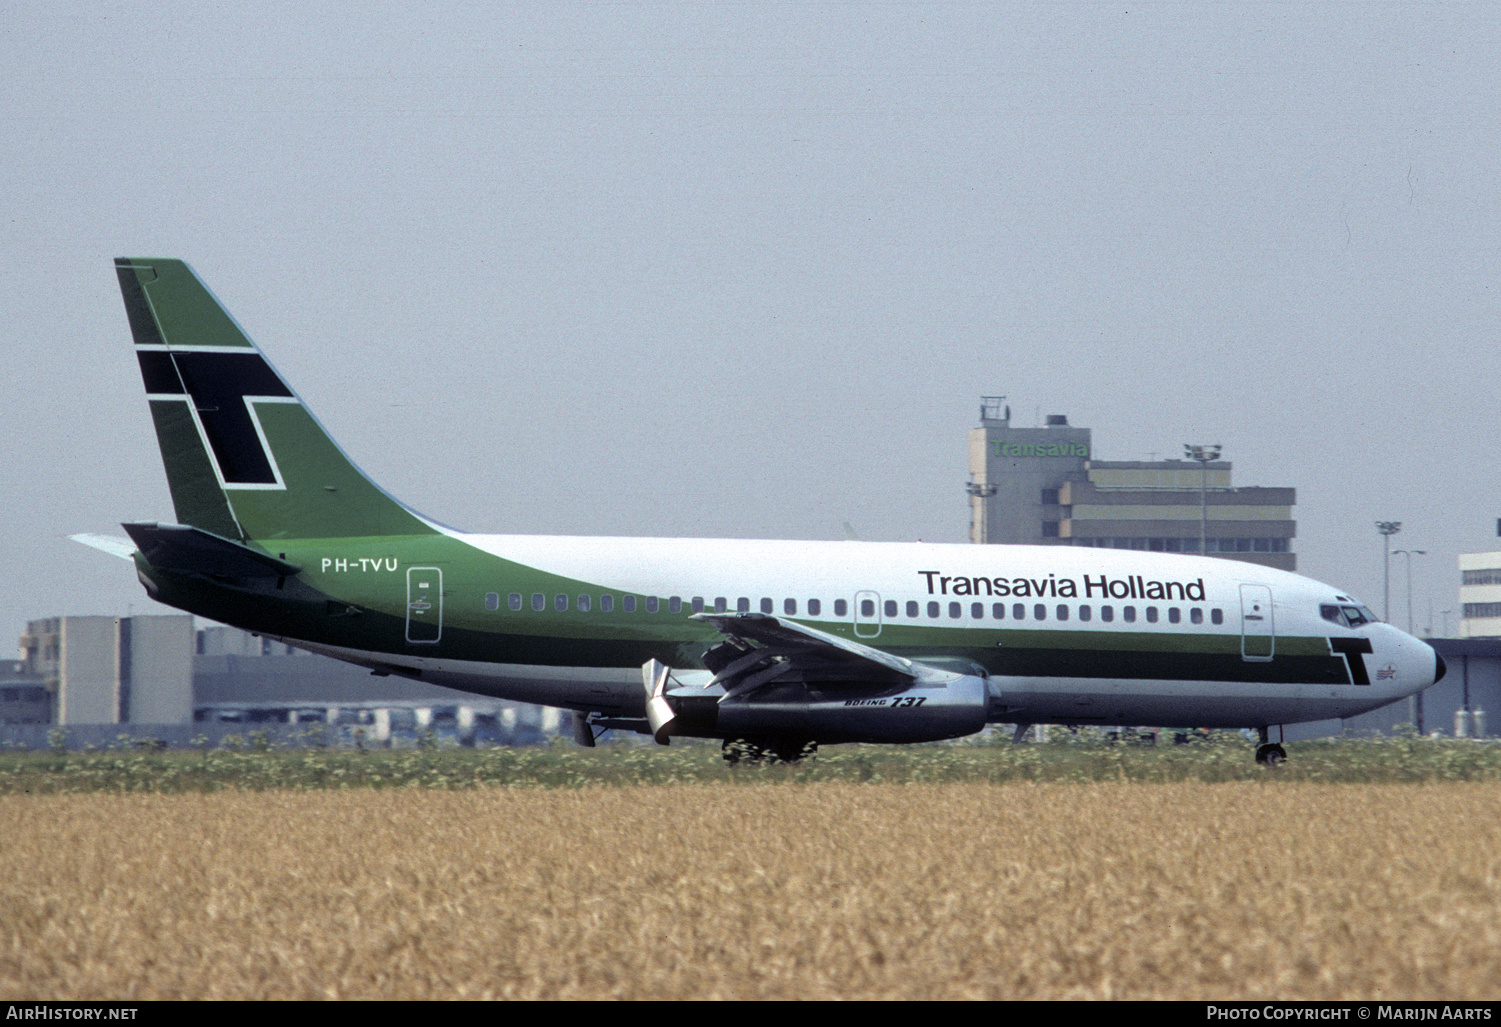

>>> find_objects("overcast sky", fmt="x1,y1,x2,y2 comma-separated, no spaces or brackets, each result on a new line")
4,1,1499,651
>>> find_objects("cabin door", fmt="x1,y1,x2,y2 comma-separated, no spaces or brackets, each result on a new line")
406,566,443,644
1239,584,1274,661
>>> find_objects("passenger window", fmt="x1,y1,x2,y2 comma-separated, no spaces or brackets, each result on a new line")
809,599,822,616
884,600,897,617
761,598,773,614
1013,603,1025,620
1079,605,1091,622
1145,607,1158,623
715,598,728,613
1056,604,1069,621
577,595,591,612
1034,604,1047,621
601,595,614,612
1211,608,1223,625
928,601,940,618
906,600,919,617
1101,605,1113,622
785,598,798,615
1190,607,1203,624
555,594,568,611
861,599,875,617
1123,606,1136,623
1168,607,1180,624
532,593,545,612
485,592,499,611
993,603,1006,620
835,599,848,617
971,602,984,619
509,593,522,611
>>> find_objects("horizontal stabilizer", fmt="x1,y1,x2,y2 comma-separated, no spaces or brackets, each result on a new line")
121,522,302,578
69,533,137,561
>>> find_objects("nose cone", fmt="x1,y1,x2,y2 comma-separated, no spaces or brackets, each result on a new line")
1434,651,1447,684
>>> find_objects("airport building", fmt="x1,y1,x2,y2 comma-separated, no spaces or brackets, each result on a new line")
0,659,49,725
1457,551,1501,639
18,615,193,726
9,616,561,746
967,398,1296,571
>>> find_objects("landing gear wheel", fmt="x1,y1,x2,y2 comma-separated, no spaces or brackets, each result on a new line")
1255,743,1287,767
722,737,816,765
772,738,816,763
722,738,764,765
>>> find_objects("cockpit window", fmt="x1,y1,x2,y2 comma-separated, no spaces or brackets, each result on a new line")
1322,604,1378,628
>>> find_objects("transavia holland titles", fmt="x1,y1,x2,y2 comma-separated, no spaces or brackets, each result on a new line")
919,570,1208,602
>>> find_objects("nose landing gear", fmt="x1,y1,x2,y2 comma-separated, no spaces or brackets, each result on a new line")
1255,743,1287,767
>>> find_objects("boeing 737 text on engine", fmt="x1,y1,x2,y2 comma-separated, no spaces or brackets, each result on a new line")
79,259,1444,765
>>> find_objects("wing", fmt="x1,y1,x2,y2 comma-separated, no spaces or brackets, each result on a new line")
633,613,986,746
690,612,915,696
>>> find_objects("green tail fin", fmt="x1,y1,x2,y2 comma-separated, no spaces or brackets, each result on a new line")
115,258,437,541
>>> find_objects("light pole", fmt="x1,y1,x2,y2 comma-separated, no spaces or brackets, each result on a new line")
1376,522,1402,622
1184,444,1222,555
1392,549,1427,635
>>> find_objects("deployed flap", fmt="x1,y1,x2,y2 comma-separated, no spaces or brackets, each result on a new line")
122,521,302,579
691,612,915,687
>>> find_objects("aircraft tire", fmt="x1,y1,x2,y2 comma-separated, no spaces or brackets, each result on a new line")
772,738,816,764
1255,743,1288,767
722,737,816,764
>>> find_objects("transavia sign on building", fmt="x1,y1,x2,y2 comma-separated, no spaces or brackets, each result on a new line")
989,441,1089,458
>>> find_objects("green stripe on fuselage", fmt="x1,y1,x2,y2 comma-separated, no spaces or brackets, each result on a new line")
141,530,1353,687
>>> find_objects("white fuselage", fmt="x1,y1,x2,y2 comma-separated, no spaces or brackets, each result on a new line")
286,535,1439,731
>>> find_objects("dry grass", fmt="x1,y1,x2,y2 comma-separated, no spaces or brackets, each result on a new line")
1,782,1498,1000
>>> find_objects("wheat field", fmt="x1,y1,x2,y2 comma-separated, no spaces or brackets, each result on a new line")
1,782,1498,1000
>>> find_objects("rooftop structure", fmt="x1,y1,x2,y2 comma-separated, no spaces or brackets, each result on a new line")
967,399,1296,571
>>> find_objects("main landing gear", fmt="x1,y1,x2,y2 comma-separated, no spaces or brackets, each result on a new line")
722,737,817,765
1255,726,1287,767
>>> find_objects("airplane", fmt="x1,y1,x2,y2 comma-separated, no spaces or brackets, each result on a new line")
80,257,1444,766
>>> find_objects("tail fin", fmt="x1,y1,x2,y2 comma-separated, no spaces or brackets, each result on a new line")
115,258,436,541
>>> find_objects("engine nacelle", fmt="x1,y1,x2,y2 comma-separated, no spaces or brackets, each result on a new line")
671,672,990,744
